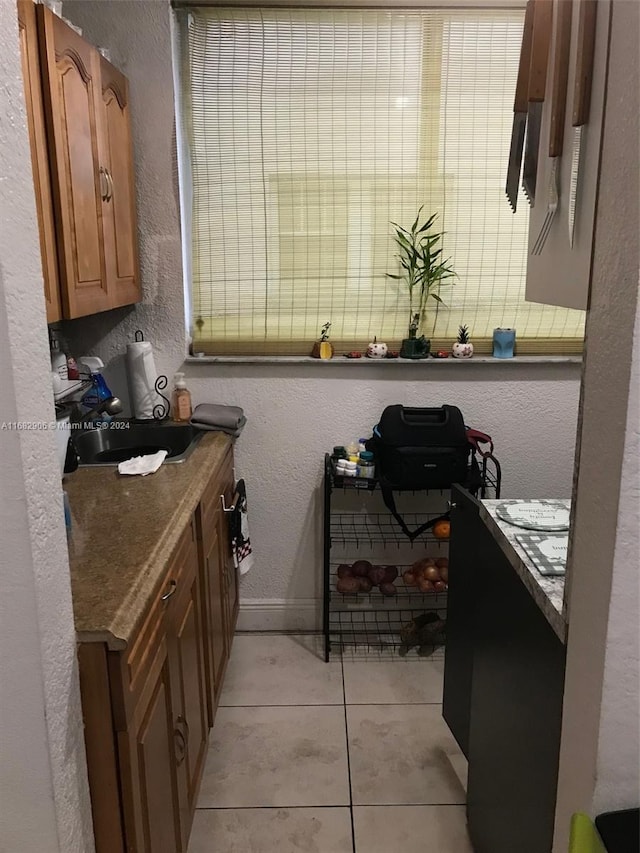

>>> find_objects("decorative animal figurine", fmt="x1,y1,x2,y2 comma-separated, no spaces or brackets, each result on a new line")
366,337,388,359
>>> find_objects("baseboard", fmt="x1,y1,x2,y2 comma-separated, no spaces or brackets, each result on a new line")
236,598,320,632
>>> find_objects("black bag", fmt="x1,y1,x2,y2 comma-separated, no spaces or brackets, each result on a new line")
368,404,482,540
370,404,469,490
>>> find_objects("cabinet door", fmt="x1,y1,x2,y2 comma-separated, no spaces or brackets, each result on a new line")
168,533,209,850
466,542,566,853
117,642,182,853
219,463,239,646
17,0,61,324
37,4,110,318
97,55,140,308
442,486,485,758
202,520,228,723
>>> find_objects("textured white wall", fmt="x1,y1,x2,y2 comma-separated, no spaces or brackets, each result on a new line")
62,0,581,618
184,363,580,610
593,299,640,814
553,1,639,848
0,5,93,851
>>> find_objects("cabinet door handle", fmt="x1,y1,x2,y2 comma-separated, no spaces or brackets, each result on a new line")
177,713,190,742
99,166,109,201
174,725,186,765
161,580,177,601
105,167,114,202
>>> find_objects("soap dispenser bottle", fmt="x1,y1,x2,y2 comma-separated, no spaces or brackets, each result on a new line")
171,373,192,423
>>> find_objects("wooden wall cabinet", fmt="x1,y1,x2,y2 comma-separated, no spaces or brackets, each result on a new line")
79,454,239,853
17,1,141,321
17,0,62,323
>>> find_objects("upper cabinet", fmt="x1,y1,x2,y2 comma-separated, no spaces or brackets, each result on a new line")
17,0,62,323
97,57,140,308
18,1,141,321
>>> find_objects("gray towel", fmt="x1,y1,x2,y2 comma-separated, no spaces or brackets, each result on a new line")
191,403,246,434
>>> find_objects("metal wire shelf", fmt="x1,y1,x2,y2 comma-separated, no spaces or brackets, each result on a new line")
328,608,446,659
330,565,448,606
329,512,449,548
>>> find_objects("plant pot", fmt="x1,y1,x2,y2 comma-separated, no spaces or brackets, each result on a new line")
451,341,473,359
400,336,430,359
311,341,334,359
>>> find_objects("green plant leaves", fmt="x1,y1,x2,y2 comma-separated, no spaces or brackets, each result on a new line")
386,209,456,335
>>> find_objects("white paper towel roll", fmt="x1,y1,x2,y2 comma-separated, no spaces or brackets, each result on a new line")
126,341,159,419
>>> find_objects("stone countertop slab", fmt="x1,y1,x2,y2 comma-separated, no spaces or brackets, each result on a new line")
479,499,568,644
64,432,231,649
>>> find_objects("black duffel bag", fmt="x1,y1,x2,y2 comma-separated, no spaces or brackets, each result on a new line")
367,404,485,540
370,404,469,490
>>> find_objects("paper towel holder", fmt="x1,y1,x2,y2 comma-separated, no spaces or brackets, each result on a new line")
153,375,170,421
131,330,170,421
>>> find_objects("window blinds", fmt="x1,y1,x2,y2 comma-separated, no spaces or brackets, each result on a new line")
181,7,585,355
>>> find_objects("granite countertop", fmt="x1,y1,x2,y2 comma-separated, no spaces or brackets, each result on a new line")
64,432,231,650
479,499,568,643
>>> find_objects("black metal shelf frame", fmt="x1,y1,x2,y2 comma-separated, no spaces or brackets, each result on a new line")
323,450,501,662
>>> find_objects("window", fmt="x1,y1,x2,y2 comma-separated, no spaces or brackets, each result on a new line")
178,6,585,355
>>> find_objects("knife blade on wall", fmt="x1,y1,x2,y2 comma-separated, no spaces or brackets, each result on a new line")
522,0,553,206
531,0,573,254
569,0,597,247
506,0,535,212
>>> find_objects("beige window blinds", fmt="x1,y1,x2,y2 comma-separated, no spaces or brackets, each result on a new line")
179,6,585,356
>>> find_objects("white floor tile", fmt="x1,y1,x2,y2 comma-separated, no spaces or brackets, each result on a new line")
343,659,444,704
189,808,353,852
347,704,467,805
197,705,350,808
353,805,473,852
220,634,343,706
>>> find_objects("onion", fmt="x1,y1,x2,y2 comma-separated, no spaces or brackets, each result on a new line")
351,560,372,578
424,566,440,582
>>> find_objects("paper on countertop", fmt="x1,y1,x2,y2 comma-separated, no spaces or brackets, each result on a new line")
117,450,168,476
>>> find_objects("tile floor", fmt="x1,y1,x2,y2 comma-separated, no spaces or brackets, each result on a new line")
189,634,472,853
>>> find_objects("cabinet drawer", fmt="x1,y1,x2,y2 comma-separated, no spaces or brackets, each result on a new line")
109,518,197,729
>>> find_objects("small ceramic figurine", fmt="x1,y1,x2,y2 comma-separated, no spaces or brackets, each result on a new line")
311,322,334,359
452,325,474,359
366,337,388,359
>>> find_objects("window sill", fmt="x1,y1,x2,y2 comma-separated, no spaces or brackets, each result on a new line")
185,354,582,365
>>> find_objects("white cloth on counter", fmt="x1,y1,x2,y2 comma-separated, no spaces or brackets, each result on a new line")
118,450,167,476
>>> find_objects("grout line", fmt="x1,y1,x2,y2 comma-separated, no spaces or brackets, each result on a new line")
341,655,357,853
218,702,346,708
193,802,467,811
344,701,444,706
194,805,353,811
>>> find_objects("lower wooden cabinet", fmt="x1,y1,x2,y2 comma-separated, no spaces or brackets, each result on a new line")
79,454,239,852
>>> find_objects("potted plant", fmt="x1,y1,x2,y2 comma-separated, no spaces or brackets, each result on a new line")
311,322,334,359
386,208,456,359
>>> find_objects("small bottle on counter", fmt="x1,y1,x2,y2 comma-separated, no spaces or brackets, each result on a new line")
171,373,193,423
357,450,375,479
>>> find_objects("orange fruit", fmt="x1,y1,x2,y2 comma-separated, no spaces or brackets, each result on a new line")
433,519,451,540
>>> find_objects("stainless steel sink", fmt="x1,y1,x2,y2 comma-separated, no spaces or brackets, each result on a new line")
73,421,204,466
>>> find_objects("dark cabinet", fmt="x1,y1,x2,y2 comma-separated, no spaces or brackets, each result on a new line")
443,485,566,853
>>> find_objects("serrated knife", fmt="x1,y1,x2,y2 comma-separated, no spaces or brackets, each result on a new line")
506,0,535,212
568,0,597,247
522,0,553,206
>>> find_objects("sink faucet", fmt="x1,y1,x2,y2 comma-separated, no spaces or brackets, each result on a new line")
70,395,124,424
